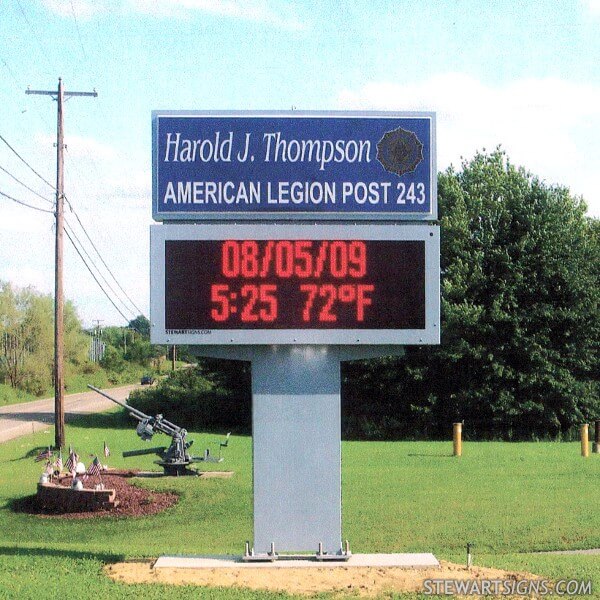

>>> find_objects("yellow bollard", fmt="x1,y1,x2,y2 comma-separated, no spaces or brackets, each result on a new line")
581,424,589,458
453,422,462,457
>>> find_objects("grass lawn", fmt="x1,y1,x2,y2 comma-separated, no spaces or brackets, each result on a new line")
0,383,34,406
0,410,598,598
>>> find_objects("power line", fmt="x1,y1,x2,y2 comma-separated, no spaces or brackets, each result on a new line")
0,163,54,205
0,132,55,190
0,190,141,323
1,191,139,326
0,187,141,322
69,0,88,62
13,0,57,74
21,85,144,320
0,189,54,214
66,201,146,316
64,227,131,324
0,55,21,88
64,220,137,320
0,131,145,320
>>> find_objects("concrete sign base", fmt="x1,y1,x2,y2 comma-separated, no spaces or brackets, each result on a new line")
154,553,440,569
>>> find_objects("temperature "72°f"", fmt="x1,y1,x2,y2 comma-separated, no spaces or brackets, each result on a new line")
300,284,374,322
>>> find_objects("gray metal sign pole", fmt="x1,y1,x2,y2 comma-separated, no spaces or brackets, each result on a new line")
195,345,403,556
252,345,342,554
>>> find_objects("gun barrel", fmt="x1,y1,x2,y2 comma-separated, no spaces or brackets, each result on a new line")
123,447,166,458
87,385,149,421
158,417,182,435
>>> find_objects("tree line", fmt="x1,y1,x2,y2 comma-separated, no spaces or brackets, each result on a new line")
0,282,163,397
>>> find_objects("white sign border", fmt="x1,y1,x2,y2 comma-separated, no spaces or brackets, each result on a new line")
150,223,440,345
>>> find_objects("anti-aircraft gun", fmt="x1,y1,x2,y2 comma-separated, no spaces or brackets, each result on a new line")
88,385,229,476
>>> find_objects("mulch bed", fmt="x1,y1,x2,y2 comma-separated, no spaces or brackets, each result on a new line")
14,470,179,519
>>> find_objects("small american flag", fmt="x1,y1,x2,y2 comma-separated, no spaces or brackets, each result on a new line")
35,447,52,462
54,450,63,472
45,460,54,475
103,441,110,458
65,450,78,474
83,456,102,480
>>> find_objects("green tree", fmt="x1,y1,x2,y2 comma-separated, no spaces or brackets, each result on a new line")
94,320,165,373
0,282,89,395
128,315,150,337
18,292,53,394
124,338,161,366
343,150,599,440
99,345,126,373
0,283,31,388
129,360,251,433
99,326,128,352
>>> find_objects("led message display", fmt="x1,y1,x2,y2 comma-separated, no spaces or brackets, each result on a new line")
165,239,425,331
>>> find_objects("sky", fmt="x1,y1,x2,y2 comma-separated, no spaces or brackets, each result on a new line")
0,0,599,327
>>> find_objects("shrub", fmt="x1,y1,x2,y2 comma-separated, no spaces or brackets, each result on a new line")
128,365,251,433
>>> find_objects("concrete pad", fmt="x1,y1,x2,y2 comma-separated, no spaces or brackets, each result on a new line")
154,553,439,570
196,471,234,478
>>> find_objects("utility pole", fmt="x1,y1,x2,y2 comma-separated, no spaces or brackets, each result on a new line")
92,319,104,337
26,78,97,449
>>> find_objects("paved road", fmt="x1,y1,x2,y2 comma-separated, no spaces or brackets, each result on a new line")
0,384,141,444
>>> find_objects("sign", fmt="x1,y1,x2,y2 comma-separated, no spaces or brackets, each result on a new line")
152,111,436,221
150,223,440,345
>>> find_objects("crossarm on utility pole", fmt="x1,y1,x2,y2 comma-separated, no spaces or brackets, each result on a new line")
26,88,98,98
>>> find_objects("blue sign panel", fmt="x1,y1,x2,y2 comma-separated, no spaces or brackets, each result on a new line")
152,111,436,221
